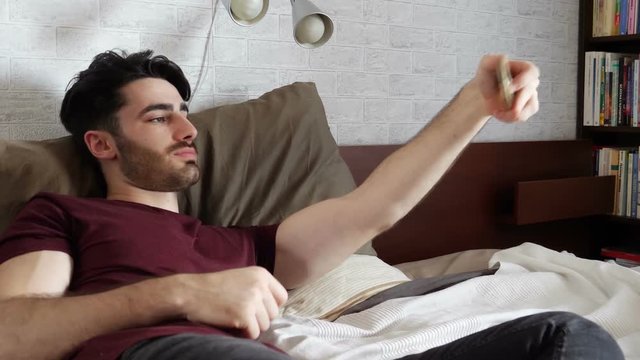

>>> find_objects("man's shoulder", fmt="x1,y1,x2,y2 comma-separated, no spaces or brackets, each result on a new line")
31,191,100,205
25,192,104,214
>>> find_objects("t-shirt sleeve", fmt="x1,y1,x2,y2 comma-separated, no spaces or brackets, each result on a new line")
249,224,279,274
0,196,72,266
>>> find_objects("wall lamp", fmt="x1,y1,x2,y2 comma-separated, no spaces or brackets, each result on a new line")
221,0,334,48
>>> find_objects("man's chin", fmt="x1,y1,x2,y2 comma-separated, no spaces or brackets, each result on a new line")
185,166,201,186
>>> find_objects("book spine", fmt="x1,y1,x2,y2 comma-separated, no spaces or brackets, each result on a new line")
606,54,612,126
611,149,621,214
594,55,600,126
616,57,623,126
627,58,634,126
632,151,638,218
624,151,633,217
631,59,640,127
637,146,640,217
619,149,627,216
617,0,622,34
608,0,616,35
605,54,621,126
601,247,640,262
600,54,606,126
622,0,628,34
631,0,637,34
594,0,601,36
637,0,640,33
595,0,602,36
585,53,594,126
600,148,611,176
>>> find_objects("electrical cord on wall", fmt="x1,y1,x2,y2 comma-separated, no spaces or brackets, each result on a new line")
188,0,220,106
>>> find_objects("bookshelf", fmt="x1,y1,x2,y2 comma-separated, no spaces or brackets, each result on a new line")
578,0,640,265
578,0,640,140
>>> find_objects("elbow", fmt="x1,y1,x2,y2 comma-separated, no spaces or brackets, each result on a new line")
347,189,409,237
0,336,20,360
370,204,405,236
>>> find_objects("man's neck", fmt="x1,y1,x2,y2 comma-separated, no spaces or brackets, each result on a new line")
106,188,180,213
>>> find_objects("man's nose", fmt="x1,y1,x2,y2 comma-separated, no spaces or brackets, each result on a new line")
175,113,198,143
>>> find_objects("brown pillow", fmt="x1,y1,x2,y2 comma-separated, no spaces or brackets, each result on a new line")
182,82,376,256
0,138,104,234
0,82,377,256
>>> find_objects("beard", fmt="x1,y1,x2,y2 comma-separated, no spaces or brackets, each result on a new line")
114,135,200,192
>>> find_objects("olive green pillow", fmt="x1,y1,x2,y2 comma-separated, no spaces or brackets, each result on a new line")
0,138,104,235
182,82,376,256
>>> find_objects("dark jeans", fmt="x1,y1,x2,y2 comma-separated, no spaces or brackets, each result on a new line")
120,312,623,360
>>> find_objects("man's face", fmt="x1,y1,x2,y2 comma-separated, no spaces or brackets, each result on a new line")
112,77,200,192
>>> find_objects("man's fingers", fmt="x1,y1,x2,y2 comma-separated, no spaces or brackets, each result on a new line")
263,293,280,320
268,278,288,307
512,83,537,114
246,321,260,339
255,306,271,333
517,92,540,121
509,61,540,92
494,88,539,122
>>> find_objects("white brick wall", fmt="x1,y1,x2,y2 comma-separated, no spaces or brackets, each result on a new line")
279,70,336,95
101,0,177,32
10,0,99,26
57,28,140,59
0,0,579,144
11,58,89,90
0,57,7,89
248,40,308,68
0,1,7,22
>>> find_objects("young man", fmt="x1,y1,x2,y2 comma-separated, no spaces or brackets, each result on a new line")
0,51,623,360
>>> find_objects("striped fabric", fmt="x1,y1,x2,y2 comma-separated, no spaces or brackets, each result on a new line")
262,243,640,360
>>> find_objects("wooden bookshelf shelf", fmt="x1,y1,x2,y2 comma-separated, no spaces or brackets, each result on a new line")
583,126,640,133
514,176,615,225
589,34,640,43
580,127,640,147
601,214,640,224
579,0,640,253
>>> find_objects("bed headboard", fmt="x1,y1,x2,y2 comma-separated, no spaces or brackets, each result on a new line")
339,140,611,265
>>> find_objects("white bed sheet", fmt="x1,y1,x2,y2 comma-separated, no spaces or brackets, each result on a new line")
260,243,640,360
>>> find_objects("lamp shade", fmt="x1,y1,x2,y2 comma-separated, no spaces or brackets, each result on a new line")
221,0,269,26
291,0,333,48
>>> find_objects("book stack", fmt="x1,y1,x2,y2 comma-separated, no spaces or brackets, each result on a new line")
583,52,640,127
601,247,640,268
593,0,640,36
593,147,639,217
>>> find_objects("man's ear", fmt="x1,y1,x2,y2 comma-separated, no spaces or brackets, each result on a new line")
84,130,117,160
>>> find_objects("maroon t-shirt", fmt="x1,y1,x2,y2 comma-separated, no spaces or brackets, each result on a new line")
0,192,279,360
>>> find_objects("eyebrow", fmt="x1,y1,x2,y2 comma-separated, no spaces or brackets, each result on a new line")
137,102,189,118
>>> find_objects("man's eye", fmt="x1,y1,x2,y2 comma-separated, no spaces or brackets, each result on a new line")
149,117,167,123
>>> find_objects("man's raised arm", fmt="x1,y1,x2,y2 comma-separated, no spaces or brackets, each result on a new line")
274,55,540,289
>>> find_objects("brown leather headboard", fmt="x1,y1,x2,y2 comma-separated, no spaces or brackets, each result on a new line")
339,140,607,265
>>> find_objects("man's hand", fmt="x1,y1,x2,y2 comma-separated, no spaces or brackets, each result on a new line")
0,265,287,360
167,267,288,339
474,54,540,123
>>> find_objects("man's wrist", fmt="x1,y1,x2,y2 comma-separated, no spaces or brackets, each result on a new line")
462,78,491,118
123,275,185,323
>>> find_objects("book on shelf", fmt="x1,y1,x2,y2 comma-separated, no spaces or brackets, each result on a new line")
584,51,640,127
619,149,627,214
593,0,640,36
601,247,640,267
593,146,640,217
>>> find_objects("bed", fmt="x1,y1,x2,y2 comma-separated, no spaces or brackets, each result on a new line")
264,143,640,360
0,82,638,359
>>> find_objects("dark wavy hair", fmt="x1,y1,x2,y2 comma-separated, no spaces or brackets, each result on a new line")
60,49,191,155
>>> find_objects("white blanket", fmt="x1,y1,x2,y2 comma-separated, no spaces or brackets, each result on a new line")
260,243,640,359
